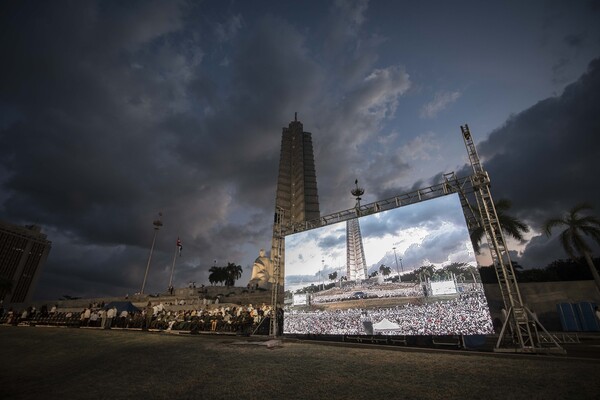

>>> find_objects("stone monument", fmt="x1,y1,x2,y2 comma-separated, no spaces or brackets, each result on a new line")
248,249,273,289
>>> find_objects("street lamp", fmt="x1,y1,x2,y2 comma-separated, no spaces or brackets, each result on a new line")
393,247,401,283
321,259,325,290
399,256,404,274
141,212,163,294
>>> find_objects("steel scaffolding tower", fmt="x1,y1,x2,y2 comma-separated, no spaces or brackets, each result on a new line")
270,207,284,337
459,125,563,353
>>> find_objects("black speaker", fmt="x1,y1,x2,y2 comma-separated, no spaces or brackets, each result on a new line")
362,320,373,335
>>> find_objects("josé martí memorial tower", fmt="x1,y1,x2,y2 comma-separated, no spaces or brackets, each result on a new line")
270,114,320,282
346,180,368,281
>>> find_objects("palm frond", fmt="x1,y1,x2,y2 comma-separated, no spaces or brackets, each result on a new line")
571,231,592,255
559,229,577,260
579,225,600,246
578,215,600,228
543,218,565,236
570,203,593,217
494,199,512,212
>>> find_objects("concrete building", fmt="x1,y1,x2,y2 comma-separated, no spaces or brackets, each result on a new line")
271,114,320,281
0,220,51,303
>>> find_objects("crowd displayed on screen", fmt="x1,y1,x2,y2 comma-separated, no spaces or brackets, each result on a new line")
284,291,493,336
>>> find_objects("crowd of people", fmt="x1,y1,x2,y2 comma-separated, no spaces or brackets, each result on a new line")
284,291,494,336
1,288,494,337
0,301,275,335
310,282,425,304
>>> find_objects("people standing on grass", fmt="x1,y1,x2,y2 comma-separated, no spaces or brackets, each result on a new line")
0,301,278,334
89,310,99,327
105,306,116,329
143,301,153,331
119,309,129,328
99,308,107,329
80,307,91,327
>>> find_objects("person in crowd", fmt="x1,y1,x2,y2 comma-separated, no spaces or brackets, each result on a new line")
111,306,118,328
119,309,129,328
19,308,28,323
99,308,107,329
5,308,14,325
80,307,91,327
105,307,115,329
143,301,153,331
89,310,99,327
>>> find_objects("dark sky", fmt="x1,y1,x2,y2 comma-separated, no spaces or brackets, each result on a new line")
1,1,599,300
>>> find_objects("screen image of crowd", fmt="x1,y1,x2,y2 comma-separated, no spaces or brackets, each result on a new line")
308,281,430,304
284,290,494,336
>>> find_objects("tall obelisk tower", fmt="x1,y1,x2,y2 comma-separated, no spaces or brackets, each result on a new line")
271,114,320,281
346,180,368,281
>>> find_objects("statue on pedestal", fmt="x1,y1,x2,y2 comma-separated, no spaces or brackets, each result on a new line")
248,249,273,289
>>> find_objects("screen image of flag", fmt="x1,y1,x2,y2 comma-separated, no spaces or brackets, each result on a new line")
177,238,182,255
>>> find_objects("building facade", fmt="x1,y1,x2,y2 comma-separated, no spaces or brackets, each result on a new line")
0,220,52,303
271,115,320,282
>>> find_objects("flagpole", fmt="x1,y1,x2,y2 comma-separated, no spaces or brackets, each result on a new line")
141,213,163,294
168,243,178,289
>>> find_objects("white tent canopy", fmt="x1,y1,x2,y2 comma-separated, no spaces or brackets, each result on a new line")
373,318,401,331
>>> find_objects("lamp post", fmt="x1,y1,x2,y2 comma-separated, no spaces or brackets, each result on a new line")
393,247,401,283
321,259,325,291
168,237,181,291
141,212,163,294
400,256,404,274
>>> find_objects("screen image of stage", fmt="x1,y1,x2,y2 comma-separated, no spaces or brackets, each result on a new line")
283,193,494,336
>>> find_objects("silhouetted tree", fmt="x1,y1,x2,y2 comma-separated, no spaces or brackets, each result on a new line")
544,203,600,293
225,262,243,287
379,264,391,276
471,199,529,253
209,266,227,286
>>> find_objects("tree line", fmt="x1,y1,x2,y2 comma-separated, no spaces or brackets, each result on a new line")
479,257,600,284
472,201,600,293
208,262,243,287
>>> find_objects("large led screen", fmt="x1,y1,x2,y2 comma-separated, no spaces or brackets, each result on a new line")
283,193,494,336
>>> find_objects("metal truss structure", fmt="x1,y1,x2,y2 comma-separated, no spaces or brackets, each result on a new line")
269,207,284,337
271,124,564,353
458,125,563,354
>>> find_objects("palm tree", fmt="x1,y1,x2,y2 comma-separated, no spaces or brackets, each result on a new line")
471,198,529,253
225,262,243,287
209,266,225,286
379,264,391,277
543,203,600,293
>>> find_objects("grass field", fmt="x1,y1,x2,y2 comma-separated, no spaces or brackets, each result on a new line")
1,326,599,400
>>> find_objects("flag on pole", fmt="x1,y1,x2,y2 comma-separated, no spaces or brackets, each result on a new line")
177,237,182,256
